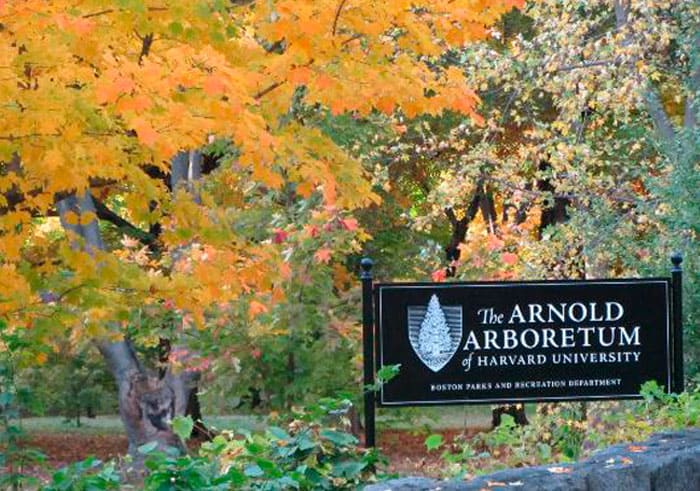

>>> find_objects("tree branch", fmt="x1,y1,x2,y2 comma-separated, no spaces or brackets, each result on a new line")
254,80,286,100
683,31,699,131
613,0,677,147
613,0,630,29
137,32,154,65
92,195,159,248
554,59,618,73
332,0,349,36
644,87,677,148
83,9,114,18
443,181,486,275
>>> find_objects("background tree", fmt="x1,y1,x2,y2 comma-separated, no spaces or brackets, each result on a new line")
362,0,698,374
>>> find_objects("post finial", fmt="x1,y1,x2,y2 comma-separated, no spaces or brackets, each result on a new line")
671,252,683,270
360,257,373,279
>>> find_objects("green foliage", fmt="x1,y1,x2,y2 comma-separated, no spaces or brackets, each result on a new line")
365,364,401,393
20,348,117,423
0,321,46,490
141,446,243,491
172,415,195,442
32,396,381,490
424,434,443,452
434,382,700,478
41,457,121,491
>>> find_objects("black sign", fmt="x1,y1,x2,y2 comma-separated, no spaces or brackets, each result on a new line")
376,279,674,406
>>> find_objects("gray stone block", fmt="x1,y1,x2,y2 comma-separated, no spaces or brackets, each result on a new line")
364,430,700,491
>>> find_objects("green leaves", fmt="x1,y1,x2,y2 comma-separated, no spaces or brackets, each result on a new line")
138,441,159,454
172,415,194,442
191,396,382,489
424,434,444,451
319,429,358,447
365,364,401,392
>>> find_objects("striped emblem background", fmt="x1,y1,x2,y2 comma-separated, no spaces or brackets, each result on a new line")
407,303,463,372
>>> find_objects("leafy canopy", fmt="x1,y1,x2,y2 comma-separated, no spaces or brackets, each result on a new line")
0,0,522,352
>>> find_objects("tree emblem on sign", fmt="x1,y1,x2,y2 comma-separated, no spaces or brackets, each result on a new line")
419,295,451,359
408,294,462,372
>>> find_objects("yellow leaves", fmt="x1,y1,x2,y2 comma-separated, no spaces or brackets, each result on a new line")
0,0,517,354
0,263,35,316
446,28,465,46
61,210,80,226
43,148,65,173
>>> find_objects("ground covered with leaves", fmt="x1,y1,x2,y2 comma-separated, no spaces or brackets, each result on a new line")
19,429,472,479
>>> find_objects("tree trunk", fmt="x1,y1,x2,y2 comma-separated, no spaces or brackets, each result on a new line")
56,185,197,468
492,404,529,427
97,340,192,459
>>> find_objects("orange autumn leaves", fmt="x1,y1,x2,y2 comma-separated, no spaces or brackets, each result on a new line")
0,0,523,203
0,0,524,350
0,0,525,238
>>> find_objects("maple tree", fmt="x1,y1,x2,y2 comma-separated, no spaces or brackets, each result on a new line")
0,0,524,456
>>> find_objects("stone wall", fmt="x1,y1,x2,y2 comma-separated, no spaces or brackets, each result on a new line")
364,429,700,491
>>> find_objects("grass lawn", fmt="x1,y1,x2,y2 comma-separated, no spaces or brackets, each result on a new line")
19,414,267,435
19,405,532,435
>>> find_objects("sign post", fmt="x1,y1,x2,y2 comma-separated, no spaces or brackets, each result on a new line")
360,257,375,448
671,253,683,393
360,255,684,448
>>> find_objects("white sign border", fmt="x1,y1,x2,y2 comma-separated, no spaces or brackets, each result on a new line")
377,279,672,406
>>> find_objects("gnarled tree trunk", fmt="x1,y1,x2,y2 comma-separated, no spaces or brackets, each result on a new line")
55,150,207,467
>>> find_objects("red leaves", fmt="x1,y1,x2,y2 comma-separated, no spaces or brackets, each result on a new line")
501,252,518,266
130,117,158,146
432,269,447,282
288,66,313,85
486,234,505,251
340,218,358,231
95,76,136,105
272,228,289,244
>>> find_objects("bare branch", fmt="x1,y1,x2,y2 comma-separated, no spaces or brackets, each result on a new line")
554,59,618,73
332,0,349,36
92,195,159,248
83,9,114,18
613,0,630,29
137,32,155,65
254,80,286,100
